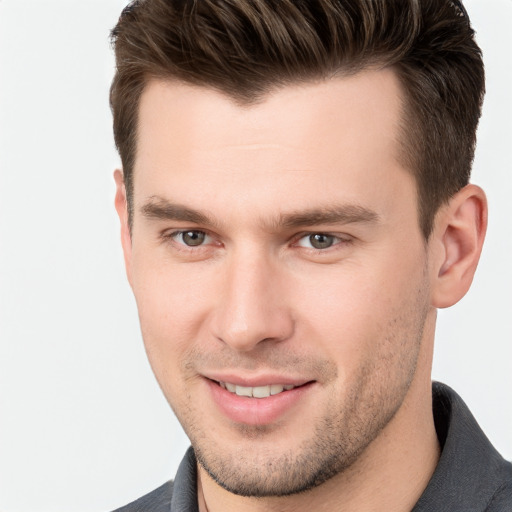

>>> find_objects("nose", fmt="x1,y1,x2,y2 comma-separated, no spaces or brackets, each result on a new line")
211,249,294,352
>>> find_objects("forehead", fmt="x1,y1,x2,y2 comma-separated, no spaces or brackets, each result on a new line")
136,69,404,161
133,70,414,224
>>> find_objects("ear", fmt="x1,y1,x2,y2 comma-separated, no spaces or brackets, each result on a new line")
430,184,487,308
114,169,133,286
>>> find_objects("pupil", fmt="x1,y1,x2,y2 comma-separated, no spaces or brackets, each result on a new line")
183,231,205,246
310,234,333,249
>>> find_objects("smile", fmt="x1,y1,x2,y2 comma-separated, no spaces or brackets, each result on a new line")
218,381,298,398
207,378,315,424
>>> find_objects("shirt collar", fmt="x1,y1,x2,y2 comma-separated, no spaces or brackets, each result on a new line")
412,381,510,511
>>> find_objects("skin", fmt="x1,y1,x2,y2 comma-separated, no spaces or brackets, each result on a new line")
115,69,487,512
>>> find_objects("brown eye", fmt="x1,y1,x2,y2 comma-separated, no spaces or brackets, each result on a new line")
179,231,207,246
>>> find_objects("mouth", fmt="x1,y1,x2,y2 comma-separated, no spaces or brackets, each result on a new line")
215,381,302,398
205,377,316,425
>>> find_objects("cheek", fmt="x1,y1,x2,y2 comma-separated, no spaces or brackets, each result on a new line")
129,250,214,373
293,250,428,365
294,262,387,331
132,241,214,317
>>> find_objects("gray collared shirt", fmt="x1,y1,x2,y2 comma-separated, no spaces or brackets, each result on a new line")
113,382,512,511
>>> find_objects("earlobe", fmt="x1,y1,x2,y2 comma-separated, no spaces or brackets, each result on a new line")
114,169,133,285
431,184,487,309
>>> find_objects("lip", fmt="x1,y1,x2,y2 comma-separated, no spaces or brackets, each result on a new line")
204,376,315,426
204,372,310,388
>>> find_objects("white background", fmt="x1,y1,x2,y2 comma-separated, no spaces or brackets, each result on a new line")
0,1,510,511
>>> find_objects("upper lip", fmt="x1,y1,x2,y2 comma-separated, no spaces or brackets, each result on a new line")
203,373,313,388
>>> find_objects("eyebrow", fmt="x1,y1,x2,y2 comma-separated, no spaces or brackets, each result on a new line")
279,205,380,229
141,197,215,226
140,196,380,230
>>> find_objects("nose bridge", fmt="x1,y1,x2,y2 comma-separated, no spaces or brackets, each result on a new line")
212,244,293,351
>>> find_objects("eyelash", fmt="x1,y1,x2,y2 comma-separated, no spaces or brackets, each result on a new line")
161,229,352,254
161,230,215,252
294,233,351,251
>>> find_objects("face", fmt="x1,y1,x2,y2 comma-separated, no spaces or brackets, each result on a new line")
119,70,435,497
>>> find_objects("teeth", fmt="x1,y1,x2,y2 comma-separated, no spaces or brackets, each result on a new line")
235,385,253,397
219,381,297,398
270,384,284,395
252,385,271,398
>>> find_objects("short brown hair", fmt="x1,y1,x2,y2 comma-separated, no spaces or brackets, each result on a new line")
110,0,484,238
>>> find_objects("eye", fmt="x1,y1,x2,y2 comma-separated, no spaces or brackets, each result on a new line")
172,230,211,247
296,233,341,250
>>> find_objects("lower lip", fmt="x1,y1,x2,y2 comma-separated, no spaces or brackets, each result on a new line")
206,379,314,426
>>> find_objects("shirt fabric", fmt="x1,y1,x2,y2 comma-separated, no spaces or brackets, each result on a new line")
113,382,512,511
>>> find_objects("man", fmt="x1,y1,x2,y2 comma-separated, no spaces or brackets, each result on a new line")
110,0,512,510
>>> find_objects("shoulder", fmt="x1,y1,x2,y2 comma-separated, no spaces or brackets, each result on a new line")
111,480,174,512
485,470,512,511
413,383,512,512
